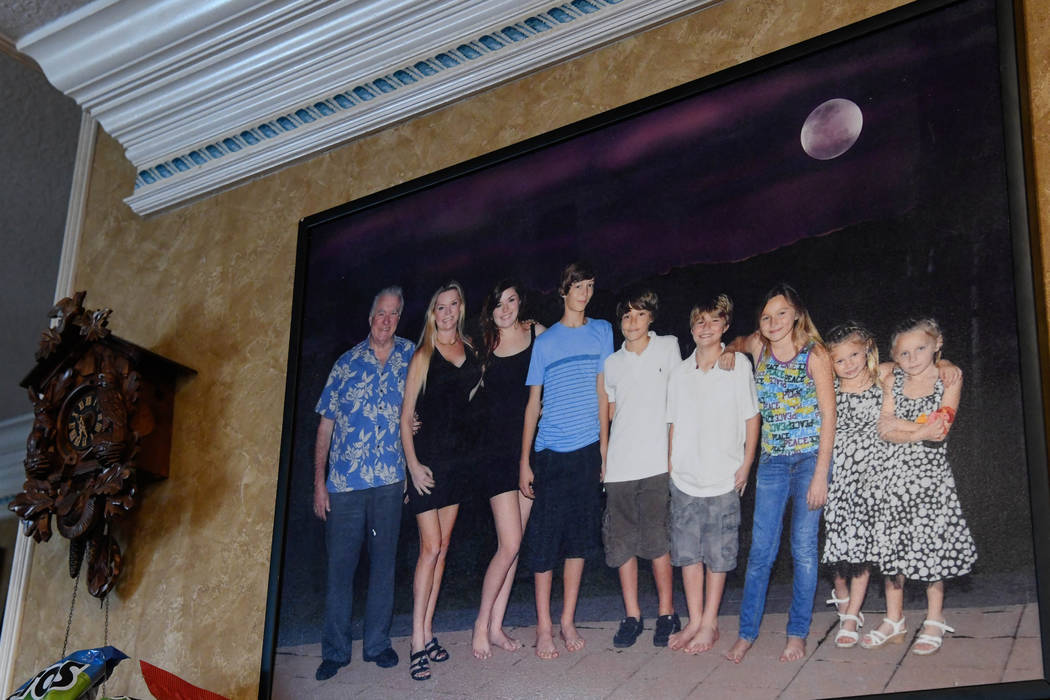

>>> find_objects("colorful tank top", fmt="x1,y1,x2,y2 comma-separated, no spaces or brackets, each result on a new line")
755,341,820,456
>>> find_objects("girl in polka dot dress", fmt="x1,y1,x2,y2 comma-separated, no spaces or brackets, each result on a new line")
821,323,883,648
861,318,976,656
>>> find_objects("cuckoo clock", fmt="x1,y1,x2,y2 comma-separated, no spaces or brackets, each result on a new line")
11,292,194,599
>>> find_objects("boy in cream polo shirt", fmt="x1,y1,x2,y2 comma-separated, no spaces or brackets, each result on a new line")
666,294,759,654
602,290,682,647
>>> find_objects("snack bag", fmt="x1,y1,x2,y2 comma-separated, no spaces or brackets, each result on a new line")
7,647,128,700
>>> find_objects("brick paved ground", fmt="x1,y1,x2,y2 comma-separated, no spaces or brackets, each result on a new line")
273,601,1043,699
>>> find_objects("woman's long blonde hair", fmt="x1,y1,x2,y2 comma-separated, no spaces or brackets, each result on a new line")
414,281,470,393
757,283,824,353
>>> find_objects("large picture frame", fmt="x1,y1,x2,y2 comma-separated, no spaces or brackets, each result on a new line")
261,0,1049,696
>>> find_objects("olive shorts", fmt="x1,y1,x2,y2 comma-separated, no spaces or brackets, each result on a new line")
602,472,671,568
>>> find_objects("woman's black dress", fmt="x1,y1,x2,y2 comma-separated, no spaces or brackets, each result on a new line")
405,345,481,514
474,325,535,499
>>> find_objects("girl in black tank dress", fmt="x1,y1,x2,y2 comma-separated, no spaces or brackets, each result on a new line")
471,281,546,660
400,282,481,681
478,324,534,496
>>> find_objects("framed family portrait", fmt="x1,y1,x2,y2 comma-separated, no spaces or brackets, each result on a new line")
261,0,1049,696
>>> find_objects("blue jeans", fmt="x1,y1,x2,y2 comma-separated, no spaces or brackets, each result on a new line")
738,453,824,641
322,481,403,663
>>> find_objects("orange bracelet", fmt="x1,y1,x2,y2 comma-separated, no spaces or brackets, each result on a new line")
933,406,956,423
916,406,955,424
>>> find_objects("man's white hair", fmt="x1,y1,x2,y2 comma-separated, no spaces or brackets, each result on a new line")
369,286,404,321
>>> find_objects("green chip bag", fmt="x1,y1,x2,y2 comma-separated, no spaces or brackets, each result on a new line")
7,647,128,700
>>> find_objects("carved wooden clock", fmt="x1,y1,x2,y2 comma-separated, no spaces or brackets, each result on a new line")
11,292,194,600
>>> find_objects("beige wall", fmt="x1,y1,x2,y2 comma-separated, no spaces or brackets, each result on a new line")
12,1,1048,697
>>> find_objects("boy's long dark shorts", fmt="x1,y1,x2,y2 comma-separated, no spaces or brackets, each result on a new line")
519,442,603,573
602,472,670,568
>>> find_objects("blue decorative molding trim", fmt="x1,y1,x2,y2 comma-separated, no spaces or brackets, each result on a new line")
133,0,624,190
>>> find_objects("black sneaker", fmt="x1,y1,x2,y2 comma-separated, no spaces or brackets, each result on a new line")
653,612,681,647
613,616,644,648
315,659,347,681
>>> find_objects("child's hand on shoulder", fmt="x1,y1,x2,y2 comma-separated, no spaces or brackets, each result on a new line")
877,361,894,385
936,360,962,387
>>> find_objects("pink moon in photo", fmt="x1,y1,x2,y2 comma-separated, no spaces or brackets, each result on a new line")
800,98,863,160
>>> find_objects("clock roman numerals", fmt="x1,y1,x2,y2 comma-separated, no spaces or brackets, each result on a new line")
65,391,101,451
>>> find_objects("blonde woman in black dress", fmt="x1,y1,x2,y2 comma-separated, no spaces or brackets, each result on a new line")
400,281,481,681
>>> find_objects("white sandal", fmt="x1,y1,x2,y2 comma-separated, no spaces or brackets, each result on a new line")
860,616,907,649
911,619,953,656
826,590,849,613
834,612,865,648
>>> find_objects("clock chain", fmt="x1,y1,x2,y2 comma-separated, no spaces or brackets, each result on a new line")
60,551,112,700
61,574,79,658
101,595,110,698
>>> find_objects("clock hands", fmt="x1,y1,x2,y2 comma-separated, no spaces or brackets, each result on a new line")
68,410,99,449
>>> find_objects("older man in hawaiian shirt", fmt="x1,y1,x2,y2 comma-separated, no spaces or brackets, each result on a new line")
313,286,414,681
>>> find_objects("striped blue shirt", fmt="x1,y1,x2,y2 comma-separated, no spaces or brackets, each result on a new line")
526,319,614,452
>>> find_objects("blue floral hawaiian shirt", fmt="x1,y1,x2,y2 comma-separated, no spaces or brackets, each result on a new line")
315,336,414,491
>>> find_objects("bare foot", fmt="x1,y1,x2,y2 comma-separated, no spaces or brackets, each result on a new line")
472,620,492,660
668,624,699,651
536,629,559,660
490,628,523,652
779,636,805,662
684,626,719,654
559,626,585,652
725,637,752,663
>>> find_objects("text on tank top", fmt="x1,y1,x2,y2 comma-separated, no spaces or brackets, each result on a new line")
756,341,821,455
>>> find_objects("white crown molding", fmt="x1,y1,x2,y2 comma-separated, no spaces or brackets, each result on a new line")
18,0,715,215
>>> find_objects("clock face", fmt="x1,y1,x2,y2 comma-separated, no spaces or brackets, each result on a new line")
60,387,103,453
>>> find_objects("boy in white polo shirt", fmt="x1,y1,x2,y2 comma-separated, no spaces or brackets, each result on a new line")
602,290,683,647
666,294,759,654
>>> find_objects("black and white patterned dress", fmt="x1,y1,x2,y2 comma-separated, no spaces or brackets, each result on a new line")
872,369,976,581
822,382,882,568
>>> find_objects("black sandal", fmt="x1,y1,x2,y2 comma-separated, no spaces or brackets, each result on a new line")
425,636,450,662
409,650,431,681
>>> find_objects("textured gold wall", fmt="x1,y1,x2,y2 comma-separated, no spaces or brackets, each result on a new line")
12,0,1047,698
